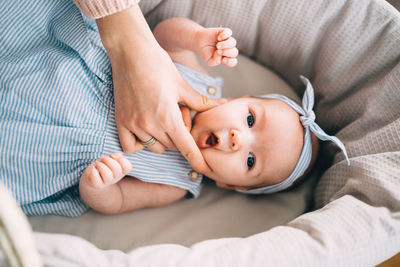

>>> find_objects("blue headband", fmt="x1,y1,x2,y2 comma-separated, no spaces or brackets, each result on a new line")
239,76,350,195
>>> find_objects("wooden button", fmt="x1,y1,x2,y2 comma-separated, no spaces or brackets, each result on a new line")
207,86,217,96
189,170,199,181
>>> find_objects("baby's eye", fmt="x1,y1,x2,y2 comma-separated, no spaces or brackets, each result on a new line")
247,153,255,170
247,112,255,128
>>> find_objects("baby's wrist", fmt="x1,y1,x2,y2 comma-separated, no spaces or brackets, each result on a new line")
193,28,206,54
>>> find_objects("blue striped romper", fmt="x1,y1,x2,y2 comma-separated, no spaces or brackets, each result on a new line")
0,1,222,217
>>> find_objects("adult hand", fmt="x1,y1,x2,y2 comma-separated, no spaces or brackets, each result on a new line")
96,4,223,176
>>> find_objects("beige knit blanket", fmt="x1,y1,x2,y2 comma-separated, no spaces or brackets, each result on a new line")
1,0,399,266
138,0,400,265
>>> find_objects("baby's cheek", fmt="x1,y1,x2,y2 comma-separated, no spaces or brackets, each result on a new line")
201,150,223,176
203,151,238,181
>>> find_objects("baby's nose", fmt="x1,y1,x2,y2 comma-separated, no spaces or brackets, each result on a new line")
229,129,241,151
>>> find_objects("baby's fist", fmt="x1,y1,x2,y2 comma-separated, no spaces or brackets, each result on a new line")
215,28,238,67
81,153,132,189
197,27,238,67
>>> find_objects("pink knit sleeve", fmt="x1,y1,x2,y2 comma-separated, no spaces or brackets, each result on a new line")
73,0,140,19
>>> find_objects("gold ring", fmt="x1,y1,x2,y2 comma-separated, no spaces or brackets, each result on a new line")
141,137,156,147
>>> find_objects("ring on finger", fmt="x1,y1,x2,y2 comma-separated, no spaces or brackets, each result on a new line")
141,137,157,147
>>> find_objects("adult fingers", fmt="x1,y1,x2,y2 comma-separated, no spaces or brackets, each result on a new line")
167,116,213,176
179,106,192,132
117,125,143,154
180,82,226,112
134,129,168,154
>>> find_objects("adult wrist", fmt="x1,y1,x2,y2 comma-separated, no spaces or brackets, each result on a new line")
96,4,157,54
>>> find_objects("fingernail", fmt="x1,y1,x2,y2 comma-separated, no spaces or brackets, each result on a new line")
217,50,223,55
217,44,222,49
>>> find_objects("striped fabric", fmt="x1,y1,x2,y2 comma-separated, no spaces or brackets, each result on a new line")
0,1,222,217
241,76,350,194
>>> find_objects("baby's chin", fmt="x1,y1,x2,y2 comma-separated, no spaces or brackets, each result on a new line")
201,170,219,181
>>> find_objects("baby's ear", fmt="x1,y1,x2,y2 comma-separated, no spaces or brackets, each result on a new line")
179,105,192,131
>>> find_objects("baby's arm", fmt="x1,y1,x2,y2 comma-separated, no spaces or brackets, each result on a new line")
79,153,187,214
153,17,238,67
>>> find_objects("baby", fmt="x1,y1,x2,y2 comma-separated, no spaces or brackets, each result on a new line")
79,18,349,214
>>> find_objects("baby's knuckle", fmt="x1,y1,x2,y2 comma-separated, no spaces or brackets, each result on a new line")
123,160,132,172
89,175,100,187
89,166,98,176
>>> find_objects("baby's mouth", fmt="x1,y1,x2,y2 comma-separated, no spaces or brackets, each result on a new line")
207,132,219,146
199,132,219,148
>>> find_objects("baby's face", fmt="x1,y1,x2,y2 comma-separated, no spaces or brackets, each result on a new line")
190,97,304,191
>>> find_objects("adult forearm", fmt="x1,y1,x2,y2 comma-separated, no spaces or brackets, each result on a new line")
96,4,163,67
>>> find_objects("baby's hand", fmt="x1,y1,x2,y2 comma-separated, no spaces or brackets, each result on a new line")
80,153,132,189
196,27,238,67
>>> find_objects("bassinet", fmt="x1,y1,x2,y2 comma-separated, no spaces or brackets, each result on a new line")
1,0,399,266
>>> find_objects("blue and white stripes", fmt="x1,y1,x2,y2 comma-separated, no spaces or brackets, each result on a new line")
0,1,221,216
103,107,203,198
241,76,350,194
0,1,114,216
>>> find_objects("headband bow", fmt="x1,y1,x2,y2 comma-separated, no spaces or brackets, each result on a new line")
239,76,350,195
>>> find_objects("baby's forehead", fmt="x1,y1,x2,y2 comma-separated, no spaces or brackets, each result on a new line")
247,96,299,114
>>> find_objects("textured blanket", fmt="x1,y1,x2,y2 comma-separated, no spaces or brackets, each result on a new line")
133,0,400,265
1,0,399,266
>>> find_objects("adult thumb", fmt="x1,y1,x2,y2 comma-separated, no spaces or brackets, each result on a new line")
180,83,226,112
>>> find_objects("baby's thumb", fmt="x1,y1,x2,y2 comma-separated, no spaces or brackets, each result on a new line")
181,84,226,112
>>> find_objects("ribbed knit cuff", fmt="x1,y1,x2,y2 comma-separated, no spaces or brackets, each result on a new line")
73,0,140,19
